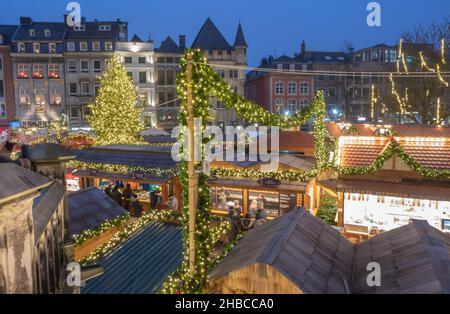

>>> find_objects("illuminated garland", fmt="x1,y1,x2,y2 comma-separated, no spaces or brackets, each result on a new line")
211,167,318,182
73,213,130,246
160,219,231,294
79,210,182,266
67,160,178,177
166,49,328,294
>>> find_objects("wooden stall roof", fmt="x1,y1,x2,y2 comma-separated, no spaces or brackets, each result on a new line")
338,136,450,171
211,207,450,294
70,146,177,169
337,178,450,201
353,220,450,294
210,208,355,294
68,187,127,237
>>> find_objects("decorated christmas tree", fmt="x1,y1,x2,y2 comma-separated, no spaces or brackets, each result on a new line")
87,53,144,145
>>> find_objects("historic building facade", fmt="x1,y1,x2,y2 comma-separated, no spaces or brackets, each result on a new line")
116,35,156,127
0,25,17,127
63,18,128,129
191,18,247,128
245,54,314,115
154,36,184,129
9,17,67,129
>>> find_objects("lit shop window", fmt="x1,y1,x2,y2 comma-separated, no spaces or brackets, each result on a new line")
32,64,44,79
48,64,60,79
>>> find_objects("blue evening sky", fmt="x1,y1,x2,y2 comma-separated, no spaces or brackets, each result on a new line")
1,0,449,65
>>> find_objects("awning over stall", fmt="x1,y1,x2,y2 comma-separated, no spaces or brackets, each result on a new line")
70,169,173,184
337,179,450,201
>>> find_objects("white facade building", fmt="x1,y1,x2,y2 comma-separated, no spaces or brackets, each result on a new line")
116,35,156,127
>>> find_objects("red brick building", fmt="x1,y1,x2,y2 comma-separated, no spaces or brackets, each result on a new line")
245,55,314,115
0,26,17,127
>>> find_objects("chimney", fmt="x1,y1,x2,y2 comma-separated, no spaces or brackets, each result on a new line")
20,17,33,25
179,35,186,51
63,14,68,23
299,40,306,62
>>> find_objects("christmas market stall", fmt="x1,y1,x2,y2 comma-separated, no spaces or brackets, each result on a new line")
209,152,317,218
66,144,181,212
331,135,450,239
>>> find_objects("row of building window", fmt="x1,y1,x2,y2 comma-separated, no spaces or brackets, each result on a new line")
275,81,309,95
276,64,309,71
274,98,309,114
123,56,150,64
19,88,62,106
216,69,240,79
17,42,57,54
17,63,61,79
67,41,113,52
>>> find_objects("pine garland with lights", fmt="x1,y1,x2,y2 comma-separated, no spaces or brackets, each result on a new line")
67,160,177,177
73,213,130,246
78,209,182,266
161,49,329,294
87,53,145,145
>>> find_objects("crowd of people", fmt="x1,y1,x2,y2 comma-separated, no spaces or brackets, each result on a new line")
103,183,178,217
226,192,269,239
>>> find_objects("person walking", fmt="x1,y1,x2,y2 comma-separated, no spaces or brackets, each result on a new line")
130,194,142,217
122,184,133,211
110,186,122,206
104,184,112,197
150,189,162,210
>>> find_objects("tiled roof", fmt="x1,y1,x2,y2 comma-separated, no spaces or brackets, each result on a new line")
338,137,450,171
67,187,127,236
191,18,232,52
399,138,450,171
339,138,388,167
82,222,182,294
300,51,348,63
130,34,143,43
13,22,67,41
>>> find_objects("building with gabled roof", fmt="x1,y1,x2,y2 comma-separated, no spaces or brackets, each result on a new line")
155,18,248,129
209,207,450,294
0,162,68,293
0,25,18,127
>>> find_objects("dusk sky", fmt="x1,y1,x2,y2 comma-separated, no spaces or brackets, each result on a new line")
1,0,449,65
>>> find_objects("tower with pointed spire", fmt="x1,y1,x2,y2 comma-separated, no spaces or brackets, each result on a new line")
233,20,248,65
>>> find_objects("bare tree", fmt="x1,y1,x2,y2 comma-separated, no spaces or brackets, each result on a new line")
382,17,450,125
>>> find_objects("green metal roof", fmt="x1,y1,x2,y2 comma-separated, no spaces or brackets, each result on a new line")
82,222,182,294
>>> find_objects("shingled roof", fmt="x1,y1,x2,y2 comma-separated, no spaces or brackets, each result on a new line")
210,208,354,293
68,187,127,236
210,207,450,294
191,18,232,52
